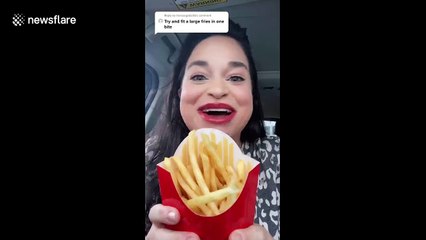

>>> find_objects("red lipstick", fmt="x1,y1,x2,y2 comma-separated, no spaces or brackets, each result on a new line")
197,103,236,124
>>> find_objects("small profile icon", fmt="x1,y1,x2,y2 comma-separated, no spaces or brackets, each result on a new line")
158,19,163,23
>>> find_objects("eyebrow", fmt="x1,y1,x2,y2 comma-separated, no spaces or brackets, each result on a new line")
187,60,208,69
187,60,248,70
228,61,248,70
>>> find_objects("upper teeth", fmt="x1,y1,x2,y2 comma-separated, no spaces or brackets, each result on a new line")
203,108,231,113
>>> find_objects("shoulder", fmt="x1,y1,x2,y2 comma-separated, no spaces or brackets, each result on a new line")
252,135,280,154
256,135,280,149
242,135,280,161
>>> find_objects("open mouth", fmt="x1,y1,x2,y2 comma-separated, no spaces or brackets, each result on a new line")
198,103,236,124
202,108,233,116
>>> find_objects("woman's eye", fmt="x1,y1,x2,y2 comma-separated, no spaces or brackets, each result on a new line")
190,75,207,81
227,76,245,82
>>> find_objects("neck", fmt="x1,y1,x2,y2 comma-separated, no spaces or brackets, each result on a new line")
233,134,242,148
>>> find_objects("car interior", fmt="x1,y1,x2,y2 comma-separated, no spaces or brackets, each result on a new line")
145,0,280,137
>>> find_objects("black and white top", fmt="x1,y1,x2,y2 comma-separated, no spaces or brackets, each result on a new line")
145,135,280,239
242,136,280,240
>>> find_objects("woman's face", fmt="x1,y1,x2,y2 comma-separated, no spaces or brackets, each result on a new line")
179,36,253,145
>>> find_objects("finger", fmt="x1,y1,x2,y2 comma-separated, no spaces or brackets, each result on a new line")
148,204,180,225
228,224,273,240
147,224,200,240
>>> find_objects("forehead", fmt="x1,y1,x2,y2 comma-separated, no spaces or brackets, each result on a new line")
187,36,249,67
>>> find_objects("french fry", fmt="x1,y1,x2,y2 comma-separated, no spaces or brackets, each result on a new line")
215,170,224,188
186,186,239,209
171,156,199,193
195,134,203,172
223,137,229,167
204,143,228,182
189,131,220,215
164,157,182,196
198,142,204,172
229,143,234,168
216,143,222,166
188,132,210,195
219,198,228,211
201,133,210,143
187,164,195,181
210,167,217,191
237,160,245,182
182,142,189,166
163,129,253,216
226,166,239,207
210,131,216,145
176,170,213,216
201,152,211,190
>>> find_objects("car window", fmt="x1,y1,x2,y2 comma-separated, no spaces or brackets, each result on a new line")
145,64,159,114
264,120,277,136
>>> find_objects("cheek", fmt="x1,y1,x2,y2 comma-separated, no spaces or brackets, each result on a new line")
235,86,253,108
179,82,203,129
180,83,201,107
234,86,254,120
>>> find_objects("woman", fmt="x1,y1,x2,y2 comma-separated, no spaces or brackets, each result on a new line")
145,20,280,240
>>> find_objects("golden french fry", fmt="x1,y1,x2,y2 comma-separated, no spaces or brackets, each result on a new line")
210,167,217,191
182,142,189,166
201,152,211,190
237,159,245,182
216,142,222,165
201,133,210,143
204,143,228,182
219,198,228,212
188,131,210,194
176,170,212,216
237,181,244,189
164,157,182,196
189,131,220,215
226,166,239,206
186,186,239,209
171,156,199,193
210,131,216,145
193,132,199,159
229,143,234,168
198,142,204,172
226,166,239,191
176,168,198,198
187,164,194,180
214,169,224,188
223,137,228,167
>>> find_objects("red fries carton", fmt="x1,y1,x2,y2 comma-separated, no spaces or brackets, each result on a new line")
157,128,260,240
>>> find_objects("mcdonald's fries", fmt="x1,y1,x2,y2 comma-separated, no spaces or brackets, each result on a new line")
162,129,252,216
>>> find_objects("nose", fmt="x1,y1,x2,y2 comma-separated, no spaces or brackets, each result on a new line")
207,79,229,99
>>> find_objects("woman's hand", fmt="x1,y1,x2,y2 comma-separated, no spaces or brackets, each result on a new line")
146,204,200,240
228,224,274,240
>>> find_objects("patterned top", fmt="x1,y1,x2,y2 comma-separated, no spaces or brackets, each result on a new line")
145,135,280,239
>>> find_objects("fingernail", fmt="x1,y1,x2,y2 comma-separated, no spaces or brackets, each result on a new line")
230,232,243,240
186,236,197,240
167,211,176,221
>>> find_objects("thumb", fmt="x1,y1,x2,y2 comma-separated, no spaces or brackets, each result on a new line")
229,230,244,240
